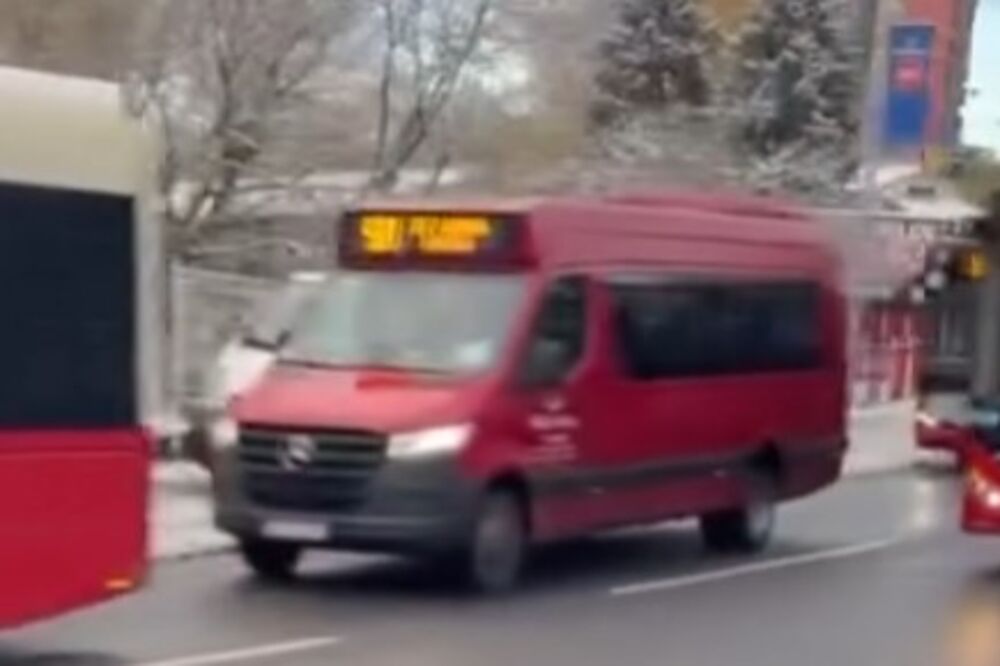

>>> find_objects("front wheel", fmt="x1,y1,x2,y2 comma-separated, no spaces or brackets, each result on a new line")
700,472,776,554
462,490,528,594
239,539,302,581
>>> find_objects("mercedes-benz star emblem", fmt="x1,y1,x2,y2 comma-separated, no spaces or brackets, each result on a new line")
280,434,317,471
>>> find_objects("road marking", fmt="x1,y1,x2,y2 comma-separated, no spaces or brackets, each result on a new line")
138,637,341,666
610,538,901,598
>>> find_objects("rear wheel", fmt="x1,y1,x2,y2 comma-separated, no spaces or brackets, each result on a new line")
700,470,776,554
462,489,528,594
239,539,302,581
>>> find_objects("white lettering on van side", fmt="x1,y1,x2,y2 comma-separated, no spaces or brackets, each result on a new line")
525,441,577,465
526,396,580,464
529,414,580,432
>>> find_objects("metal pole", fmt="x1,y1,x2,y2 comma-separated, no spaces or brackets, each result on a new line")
972,246,1000,398
859,0,892,205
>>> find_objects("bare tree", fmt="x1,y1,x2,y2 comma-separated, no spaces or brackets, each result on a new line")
128,0,357,258
369,0,493,192
0,0,141,79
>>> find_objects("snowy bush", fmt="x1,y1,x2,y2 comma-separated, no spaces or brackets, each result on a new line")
729,0,860,196
592,0,718,126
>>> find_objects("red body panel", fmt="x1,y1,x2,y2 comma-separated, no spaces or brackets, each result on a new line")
0,430,149,629
962,440,1000,535
233,366,489,433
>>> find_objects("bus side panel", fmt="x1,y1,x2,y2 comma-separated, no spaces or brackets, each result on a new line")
0,430,149,629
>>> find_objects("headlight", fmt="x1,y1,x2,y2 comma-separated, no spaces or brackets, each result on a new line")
209,418,240,451
968,469,1000,509
388,424,473,460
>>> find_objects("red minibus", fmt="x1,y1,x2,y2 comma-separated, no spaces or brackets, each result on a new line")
0,68,162,627
212,193,847,591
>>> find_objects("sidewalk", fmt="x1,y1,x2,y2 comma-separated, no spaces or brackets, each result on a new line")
152,401,920,561
152,462,233,560
844,399,919,476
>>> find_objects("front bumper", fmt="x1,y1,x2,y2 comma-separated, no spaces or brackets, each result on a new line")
213,448,481,554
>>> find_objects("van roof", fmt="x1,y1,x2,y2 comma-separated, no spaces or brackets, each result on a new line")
357,195,541,215
351,190,835,273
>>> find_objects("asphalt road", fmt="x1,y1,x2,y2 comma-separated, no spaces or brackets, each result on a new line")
4,467,1000,666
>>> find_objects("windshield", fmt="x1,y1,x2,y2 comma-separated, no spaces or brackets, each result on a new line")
281,272,526,375
243,278,324,349
924,395,1000,428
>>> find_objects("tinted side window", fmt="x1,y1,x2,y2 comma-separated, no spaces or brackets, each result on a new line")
611,278,821,380
519,277,587,387
0,182,136,428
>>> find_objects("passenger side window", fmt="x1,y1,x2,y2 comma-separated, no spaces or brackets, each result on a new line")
519,277,587,388
611,276,821,380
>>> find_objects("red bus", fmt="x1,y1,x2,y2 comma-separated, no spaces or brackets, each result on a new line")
212,193,847,592
0,68,162,628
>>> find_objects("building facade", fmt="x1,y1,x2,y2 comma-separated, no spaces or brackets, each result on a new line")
901,0,979,148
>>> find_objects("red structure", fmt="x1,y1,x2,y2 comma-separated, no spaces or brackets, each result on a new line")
902,0,979,147
852,303,925,406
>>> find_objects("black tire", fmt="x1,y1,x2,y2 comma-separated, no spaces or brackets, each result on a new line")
239,539,302,581
462,489,528,594
700,470,776,554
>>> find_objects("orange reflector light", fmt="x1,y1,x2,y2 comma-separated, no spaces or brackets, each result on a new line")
105,577,136,592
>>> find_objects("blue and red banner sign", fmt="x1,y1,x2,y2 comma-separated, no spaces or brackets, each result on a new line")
883,23,935,149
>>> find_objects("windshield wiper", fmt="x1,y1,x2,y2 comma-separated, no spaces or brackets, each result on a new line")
279,357,453,376
356,361,454,376
279,357,350,370
242,330,291,352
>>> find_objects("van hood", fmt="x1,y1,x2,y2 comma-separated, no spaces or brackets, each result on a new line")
231,363,485,433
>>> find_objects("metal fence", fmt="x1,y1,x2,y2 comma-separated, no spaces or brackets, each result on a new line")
169,264,281,416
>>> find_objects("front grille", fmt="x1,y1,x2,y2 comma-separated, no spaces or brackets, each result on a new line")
239,426,387,512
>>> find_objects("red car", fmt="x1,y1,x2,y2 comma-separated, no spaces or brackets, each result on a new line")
963,438,1000,535
916,396,1000,463
916,409,968,456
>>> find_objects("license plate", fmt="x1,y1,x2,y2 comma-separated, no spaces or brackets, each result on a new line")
261,520,330,542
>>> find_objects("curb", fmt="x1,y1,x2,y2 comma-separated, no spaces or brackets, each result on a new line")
849,401,917,422
154,543,236,563
844,458,918,479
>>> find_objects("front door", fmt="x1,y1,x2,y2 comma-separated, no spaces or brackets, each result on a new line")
505,276,605,540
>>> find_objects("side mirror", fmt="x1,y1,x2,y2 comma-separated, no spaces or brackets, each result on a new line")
520,339,571,388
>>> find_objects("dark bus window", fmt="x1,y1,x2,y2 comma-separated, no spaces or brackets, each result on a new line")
519,277,587,388
610,277,821,380
0,182,136,428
